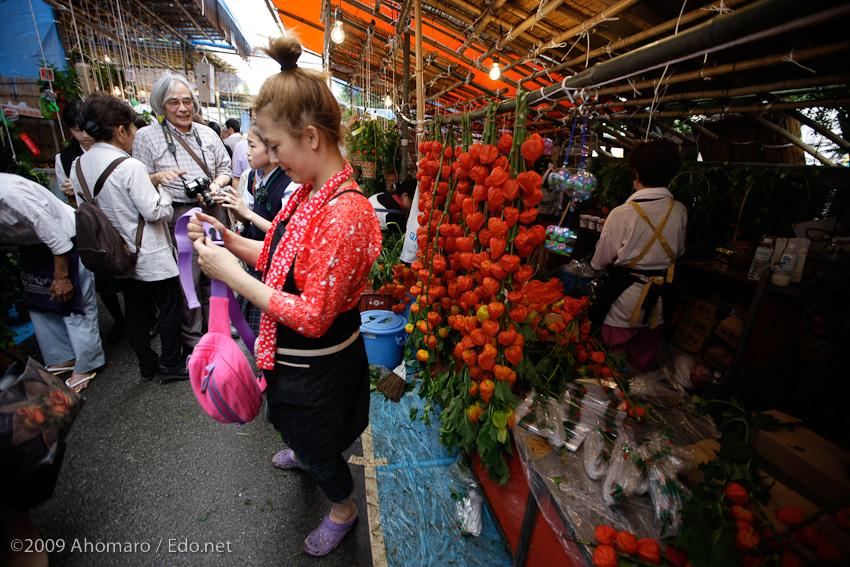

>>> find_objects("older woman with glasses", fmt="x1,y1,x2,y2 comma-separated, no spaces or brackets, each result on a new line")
133,73,233,366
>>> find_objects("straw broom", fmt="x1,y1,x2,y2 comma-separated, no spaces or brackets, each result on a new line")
376,362,407,402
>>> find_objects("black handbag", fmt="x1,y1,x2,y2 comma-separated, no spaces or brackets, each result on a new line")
0,348,83,510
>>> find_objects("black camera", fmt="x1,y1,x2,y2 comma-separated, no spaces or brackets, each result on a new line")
183,176,215,208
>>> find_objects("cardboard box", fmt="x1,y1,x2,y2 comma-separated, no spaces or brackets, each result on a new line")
685,295,731,321
703,344,732,372
714,314,744,347
754,410,850,504
681,311,717,338
672,325,708,353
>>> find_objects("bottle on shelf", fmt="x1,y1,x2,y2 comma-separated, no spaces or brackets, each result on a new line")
771,242,797,287
747,236,775,281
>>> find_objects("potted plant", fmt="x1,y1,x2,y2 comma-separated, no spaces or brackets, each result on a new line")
357,120,380,180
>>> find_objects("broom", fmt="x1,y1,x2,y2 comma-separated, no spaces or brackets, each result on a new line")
376,362,408,402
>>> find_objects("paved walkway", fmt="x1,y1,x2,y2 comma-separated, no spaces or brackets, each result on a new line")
22,308,373,567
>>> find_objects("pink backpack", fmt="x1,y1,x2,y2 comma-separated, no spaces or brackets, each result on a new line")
176,209,266,425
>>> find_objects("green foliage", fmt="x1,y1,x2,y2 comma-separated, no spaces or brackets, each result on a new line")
0,253,25,349
369,227,404,291
587,160,833,252
675,397,782,567
39,61,82,103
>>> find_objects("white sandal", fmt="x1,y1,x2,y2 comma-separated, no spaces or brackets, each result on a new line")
65,372,96,392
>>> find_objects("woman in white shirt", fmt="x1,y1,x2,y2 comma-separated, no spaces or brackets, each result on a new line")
590,139,687,371
70,94,185,384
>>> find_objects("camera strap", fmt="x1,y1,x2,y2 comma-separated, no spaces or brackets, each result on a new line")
161,121,213,179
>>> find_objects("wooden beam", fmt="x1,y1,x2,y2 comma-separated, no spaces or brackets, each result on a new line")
129,0,196,46
274,7,325,33
175,0,215,44
477,0,569,64
43,0,179,72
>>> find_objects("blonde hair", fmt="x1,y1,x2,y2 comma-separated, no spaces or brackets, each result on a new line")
254,34,342,146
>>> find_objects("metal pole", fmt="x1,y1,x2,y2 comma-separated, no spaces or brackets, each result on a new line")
401,31,410,181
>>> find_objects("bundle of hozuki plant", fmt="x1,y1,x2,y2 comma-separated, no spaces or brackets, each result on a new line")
403,93,596,483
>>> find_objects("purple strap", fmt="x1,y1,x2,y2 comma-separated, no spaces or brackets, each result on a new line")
174,209,256,354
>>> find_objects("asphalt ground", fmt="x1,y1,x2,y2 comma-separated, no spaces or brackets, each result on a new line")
21,300,374,567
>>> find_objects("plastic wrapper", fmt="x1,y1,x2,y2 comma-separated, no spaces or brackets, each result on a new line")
583,426,610,480
602,438,649,506
644,431,692,538
562,382,630,451
516,389,567,448
447,457,484,537
627,370,720,447
661,345,712,391
513,426,657,565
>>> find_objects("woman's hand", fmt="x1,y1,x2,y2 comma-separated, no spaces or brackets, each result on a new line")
213,186,253,223
187,211,227,244
193,235,243,284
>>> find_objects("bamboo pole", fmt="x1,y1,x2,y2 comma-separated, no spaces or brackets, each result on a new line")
447,0,849,123
593,75,850,110
401,31,410,181
476,0,569,64
500,0,643,75
685,119,719,140
415,0,424,160
748,115,836,166
596,42,849,98
786,109,850,151
610,97,850,119
528,0,750,82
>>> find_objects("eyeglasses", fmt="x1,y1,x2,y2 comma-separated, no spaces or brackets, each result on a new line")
164,97,195,109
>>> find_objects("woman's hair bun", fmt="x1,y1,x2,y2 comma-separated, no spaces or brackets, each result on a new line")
261,34,302,72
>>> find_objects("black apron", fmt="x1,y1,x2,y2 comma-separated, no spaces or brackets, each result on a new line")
264,192,370,459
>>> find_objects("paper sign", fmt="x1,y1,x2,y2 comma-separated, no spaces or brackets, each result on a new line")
39,67,54,82
125,69,135,82
19,133,40,155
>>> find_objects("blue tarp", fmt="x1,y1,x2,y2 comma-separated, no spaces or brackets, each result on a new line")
369,389,513,567
1,0,67,79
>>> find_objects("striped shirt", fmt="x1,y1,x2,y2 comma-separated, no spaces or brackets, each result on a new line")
132,120,232,204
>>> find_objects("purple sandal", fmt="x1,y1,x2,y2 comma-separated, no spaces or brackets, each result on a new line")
271,449,301,470
302,510,358,557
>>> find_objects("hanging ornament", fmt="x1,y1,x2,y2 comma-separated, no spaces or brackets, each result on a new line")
544,226,577,256
40,89,59,117
569,170,597,201
42,88,57,102
547,167,573,193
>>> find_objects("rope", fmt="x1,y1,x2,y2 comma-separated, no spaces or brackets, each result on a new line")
782,47,817,74
701,0,733,14
645,0,688,140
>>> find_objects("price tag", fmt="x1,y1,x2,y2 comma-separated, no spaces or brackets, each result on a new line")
39,67,54,82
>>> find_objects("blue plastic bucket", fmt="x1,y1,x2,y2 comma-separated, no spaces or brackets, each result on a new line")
360,310,408,369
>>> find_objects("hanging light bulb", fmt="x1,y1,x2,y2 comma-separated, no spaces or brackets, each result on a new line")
331,20,345,44
489,61,501,81
384,94,392,108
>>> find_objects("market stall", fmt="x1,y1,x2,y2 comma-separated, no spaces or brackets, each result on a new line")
311,0,850,565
